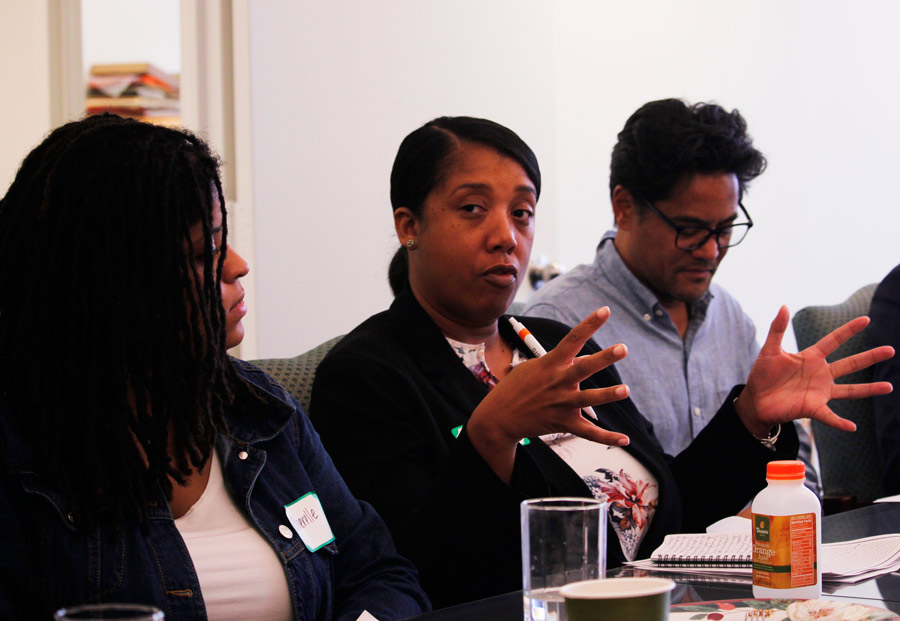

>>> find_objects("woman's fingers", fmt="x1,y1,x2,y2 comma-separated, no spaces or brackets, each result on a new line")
568,419,631,447
812,315,872,358
564,343,629,383
829,345,895,378
576,384,630,410
547,307,611,363
831,381,893,400
759,305,790,354
567,385,631,446
475,309,634,451
807,407,857,432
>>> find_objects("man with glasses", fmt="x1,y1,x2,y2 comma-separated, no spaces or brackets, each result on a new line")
524,98,819,492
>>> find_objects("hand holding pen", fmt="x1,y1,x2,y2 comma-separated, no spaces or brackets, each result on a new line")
466,308,632,483
508,315,600,422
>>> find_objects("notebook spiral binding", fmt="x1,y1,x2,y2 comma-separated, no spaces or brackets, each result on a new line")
656,553,751,567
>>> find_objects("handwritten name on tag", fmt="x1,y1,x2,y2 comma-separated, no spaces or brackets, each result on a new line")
285,492,335,552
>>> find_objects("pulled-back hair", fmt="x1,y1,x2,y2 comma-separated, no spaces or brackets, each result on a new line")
387,116,541,296
609,98,767,204
0,115,235,529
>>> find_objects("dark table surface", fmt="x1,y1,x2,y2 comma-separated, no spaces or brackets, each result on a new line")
406,502,900,620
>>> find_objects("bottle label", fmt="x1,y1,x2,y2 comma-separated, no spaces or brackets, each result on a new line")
752,512,817,588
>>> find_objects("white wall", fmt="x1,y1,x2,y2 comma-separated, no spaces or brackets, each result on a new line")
81,0,180,76
550,1,900,350
3,2,897,359
245,0,900,358
247,0,560,356
0,1,53,190
0,0,181,192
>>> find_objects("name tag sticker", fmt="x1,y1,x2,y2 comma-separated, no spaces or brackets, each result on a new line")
285,492,335,552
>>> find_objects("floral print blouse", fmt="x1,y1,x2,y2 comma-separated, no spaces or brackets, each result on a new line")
446,336,658,561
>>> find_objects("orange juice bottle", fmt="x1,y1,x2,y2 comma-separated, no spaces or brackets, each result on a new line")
752,460,822,599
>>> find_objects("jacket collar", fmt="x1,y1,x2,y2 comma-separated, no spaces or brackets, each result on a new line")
390,289,476,376
388,289,489,418
224,358,296,445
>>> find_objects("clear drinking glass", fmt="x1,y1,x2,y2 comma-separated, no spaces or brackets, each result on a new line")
54,603,164,620
521,497,607,621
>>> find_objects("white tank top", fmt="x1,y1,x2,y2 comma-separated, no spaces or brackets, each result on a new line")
174,451,293,620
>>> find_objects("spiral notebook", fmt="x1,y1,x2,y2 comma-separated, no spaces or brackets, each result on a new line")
648,532,752,567
627,532,900,584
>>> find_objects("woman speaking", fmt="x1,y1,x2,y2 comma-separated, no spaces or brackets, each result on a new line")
309,116,892,609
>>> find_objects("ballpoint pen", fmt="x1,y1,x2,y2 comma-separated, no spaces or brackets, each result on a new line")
508,315,599,422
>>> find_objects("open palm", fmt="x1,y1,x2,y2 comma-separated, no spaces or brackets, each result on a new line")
739,306,894,434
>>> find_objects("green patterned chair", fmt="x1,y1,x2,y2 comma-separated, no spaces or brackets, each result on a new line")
792,284,884,507
250,335,344,414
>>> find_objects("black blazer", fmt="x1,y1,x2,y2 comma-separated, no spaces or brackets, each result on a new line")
869,263,900,494
309,289,798,609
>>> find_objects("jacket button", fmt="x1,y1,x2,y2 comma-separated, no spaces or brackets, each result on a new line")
238,450,249,460
279,524,293,539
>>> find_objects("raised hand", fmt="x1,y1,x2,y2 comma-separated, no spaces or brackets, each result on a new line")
735,306,894,437
467,307,631,482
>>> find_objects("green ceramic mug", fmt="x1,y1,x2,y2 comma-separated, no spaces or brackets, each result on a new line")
561,577,675,620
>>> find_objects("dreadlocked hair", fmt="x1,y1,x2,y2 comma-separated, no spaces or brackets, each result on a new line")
0,114,239,530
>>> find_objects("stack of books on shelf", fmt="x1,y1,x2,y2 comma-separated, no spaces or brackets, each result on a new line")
86,62,180,127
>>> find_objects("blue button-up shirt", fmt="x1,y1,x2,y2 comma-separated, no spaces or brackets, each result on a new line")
0,359,429,620
524,230,759,453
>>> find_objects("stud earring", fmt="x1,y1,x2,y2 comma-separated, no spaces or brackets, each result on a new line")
406,238,417,250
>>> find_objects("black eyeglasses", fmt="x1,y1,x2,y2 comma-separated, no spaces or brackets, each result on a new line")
636,194,754,251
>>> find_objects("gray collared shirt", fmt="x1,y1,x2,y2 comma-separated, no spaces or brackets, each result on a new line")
523,231,819,494
524,230,759,454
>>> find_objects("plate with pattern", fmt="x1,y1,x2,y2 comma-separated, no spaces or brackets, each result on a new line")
670,598,899,620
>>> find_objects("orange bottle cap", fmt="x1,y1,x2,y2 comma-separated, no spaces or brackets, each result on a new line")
766,460,805,480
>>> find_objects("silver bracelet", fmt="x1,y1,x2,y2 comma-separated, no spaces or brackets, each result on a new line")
754,423,781,451
732,396,781,451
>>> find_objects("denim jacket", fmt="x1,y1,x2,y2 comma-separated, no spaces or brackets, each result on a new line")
0,359,429,620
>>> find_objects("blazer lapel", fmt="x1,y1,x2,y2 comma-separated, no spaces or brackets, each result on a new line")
389,290,490,423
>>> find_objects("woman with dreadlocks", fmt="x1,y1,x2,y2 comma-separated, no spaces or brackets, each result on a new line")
0,115,429,620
